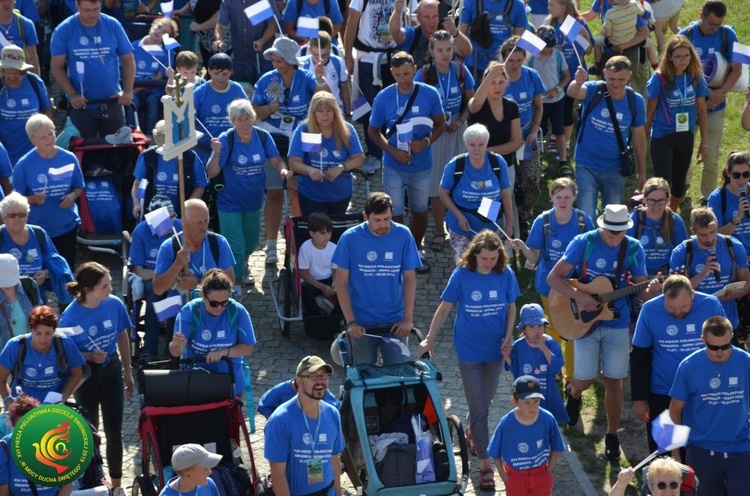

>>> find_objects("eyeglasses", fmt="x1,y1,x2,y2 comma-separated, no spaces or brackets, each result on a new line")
730,171,750,179
299,373,331,382
4,212,27,219
646,198,668,205
655,481,680,490
706,342,732,351
207,299,230,308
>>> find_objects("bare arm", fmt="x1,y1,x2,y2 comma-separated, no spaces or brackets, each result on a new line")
419,300,455,356
566,67,589,100
743,96,750,132
332,455,342,496
334,267,356,324
60,366,83,402
388,0,406,46
343,9,362,74
50,54,78,100
25,46,40,75
631,125,647,191
117,330,134,397
644,97,657,139
669,397,685,426
614,25,648,51
0,367,11,403
269,462,290,496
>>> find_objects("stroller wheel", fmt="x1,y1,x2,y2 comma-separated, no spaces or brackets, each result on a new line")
447,414,470,484
277,268,292,336
132,475,158,496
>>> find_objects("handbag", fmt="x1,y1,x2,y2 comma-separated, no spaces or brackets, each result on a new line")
602,90,636,177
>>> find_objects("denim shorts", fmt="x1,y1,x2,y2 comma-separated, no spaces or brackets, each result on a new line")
350,327,410,366
382,167,431,216
573,325,630,380
574,164,626,220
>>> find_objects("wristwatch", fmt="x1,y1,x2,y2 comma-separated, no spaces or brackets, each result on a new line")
337,163,345,171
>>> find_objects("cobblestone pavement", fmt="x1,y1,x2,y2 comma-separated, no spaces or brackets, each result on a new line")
76,170,599,496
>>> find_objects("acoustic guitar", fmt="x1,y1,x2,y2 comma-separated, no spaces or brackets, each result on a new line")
548,276,654,340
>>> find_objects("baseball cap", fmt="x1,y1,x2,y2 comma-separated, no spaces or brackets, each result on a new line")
512,375,545,401
0,254,20,289
171,444,223,472
208,52,233,71
296,355,333,376
536,25,557,48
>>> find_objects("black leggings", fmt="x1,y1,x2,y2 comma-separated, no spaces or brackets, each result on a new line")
650,131,695,198
74,355,125,479
51,226,78,273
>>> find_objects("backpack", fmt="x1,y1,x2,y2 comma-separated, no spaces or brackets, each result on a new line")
213,127,269,189
419,60,467,112
12,335,68,387
576,81,637,144
541,208,588,264
449,152,503,194
683,23,730,59
0,225,46,257
470,0,514,49
171,231,222,269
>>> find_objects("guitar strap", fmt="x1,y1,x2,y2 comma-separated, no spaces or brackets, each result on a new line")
581,234,629,316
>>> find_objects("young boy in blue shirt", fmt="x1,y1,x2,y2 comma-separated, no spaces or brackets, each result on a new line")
487,375,565,495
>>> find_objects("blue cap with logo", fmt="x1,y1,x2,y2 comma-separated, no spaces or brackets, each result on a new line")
512,375,545,400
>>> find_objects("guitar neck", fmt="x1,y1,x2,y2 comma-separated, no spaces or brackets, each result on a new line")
599,279,652,304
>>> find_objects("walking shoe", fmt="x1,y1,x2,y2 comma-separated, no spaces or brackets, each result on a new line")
604,433,621,461
105,126,133,145
265,247,278,264
416,255,431,274
559,161,574,177
362,156,381,174
243,273,255,285
565,384,582,427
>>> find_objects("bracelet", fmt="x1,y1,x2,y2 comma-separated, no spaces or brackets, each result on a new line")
346,320,358,328
532,120,542,126
732,218,740,226
225,348,231,358
451,30,459,37
424,137,431,146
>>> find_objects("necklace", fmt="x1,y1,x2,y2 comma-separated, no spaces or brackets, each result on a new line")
28,341,46,368
0,20,12,37
709,355,730,378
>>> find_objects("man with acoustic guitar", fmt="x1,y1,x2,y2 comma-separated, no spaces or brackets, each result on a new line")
547,204,656,462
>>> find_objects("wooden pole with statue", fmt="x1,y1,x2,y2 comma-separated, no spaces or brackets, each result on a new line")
159,74,203,218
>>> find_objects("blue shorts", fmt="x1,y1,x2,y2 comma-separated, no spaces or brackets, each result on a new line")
573,326,630,380
382,167,431,216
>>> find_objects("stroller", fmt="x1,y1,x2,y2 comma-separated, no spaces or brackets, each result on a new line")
337,338,470,495
133,359,263,496
269,213,363,339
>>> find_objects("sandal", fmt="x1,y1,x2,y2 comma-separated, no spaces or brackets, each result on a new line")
430,233,446,252
465,427,477,456
479,468,495,491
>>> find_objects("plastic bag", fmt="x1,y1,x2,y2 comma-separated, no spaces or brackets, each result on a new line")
411,415,435,483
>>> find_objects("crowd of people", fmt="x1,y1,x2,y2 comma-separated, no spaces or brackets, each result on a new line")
0,0,748,494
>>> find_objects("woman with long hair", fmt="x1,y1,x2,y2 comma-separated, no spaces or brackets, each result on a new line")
645,35,708,211
419,230,519,491
288,91,364,215
708,151,750,252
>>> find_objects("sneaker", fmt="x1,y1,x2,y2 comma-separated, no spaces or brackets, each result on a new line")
266,247,278,264
604,434,621,461
559,161,574,177
243,273,255,285
105,126,133,145
547,140,557,153
565,384,582,427
416,255,431,274
137,351,154,366
362,156,381,174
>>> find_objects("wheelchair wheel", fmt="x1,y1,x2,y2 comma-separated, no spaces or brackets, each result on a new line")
447,414,470,483
277,267,291,336
131,475,158,496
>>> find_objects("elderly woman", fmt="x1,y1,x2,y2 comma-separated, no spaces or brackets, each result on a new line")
708,151,750,253
288,91,364,215
131,120,208,218
11,114,84,272
0,45,52,165
439,123,514,263
419,230,519,491
610,458,684,496
0,254,41,349
169,269,256,397
207,100,290,289
60,262,133,495
0,305,85,405
132,17,179,134
510,178,594,384
0,394,75,496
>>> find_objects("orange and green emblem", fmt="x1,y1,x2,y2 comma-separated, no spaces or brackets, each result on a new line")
10,404,93,487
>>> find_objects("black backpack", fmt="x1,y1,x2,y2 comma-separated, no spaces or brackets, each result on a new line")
171,231,222,268
449,152,505,223
541,208,588,264
12,335,68,387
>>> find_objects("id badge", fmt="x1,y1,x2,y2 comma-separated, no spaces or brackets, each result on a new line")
307,458,324,485
280,115,295,133
675,112,689,133
444,112,451,125
379,24,391,42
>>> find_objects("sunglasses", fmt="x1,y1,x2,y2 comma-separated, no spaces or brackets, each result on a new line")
431,31,453,41
207,299,230,308
4,212,27,219
655,481,680,490
706,342,732,351
731,171,750,179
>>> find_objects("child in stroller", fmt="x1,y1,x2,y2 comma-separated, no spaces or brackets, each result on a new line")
159,444,222,496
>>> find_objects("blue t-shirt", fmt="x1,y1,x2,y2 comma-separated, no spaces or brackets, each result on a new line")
646,73,710,138
133,154,208,212
252,68,318,134
526,209,595,296
0,144,10,179
528,0,548,15
0,434,59,496
50,13,134,100
59,296,132,366
561,230,647,328
16,0,40,22
282,0,343,25
487,408,565,470
193,81,249,150
440,154,510,238
289,122,363,203
441,266,519,362
627,210,688,274
0,224,57,277
369,82,443,172
0,13,38,49
257,379,340,419
264,398,345,496
175,299,256,395
507,337,568,423
670,346,750,452
130,219,183,270
154,232,235,281
633,292,726,396
670,236,748,327
707,186,750,252
158,477,220,496
132,39,169,80
459,0,527,71
216,128,280,212
12,148,85,238
331,222,421,327
0,73,51,165
677,22,739,113
504,67,546,133
574,82,646,171
0,334,85,404
414,63,475,121
553,19,594,76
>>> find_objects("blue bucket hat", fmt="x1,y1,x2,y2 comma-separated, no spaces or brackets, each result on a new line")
516,303,549,330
